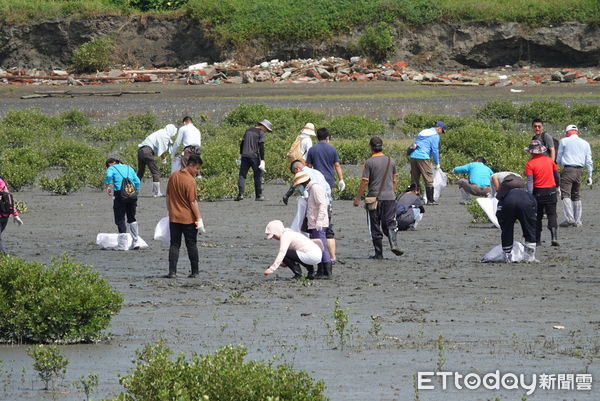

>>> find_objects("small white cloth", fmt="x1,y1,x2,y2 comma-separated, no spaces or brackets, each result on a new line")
481,242,525,263
154,217,170,243
96,233,148,250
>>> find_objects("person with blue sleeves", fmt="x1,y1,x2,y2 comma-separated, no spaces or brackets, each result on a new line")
452,157,494,204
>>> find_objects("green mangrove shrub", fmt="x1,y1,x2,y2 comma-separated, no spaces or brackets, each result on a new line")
71,37,116,73
110,341,328,401
357,22,396,63
0,254,123,343
27,345,69,390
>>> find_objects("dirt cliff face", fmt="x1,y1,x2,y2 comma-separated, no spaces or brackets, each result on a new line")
0,16,598,70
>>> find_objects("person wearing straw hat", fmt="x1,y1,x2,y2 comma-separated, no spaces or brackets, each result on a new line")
298,122,316,160
235,119,272,201
292,170,333,278
556,124,593,227
524,139,560,247
263,220,323,280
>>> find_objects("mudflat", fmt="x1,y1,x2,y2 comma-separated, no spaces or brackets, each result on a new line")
0,82,598,401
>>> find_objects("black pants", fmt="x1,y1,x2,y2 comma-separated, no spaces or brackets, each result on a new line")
113,192,137,233
497,189,537,251
238,156,262,197
367,199,397,240
533,187,558,242
0,216,8,254
137,146,160,182
169,222,198,273
283,249,314,273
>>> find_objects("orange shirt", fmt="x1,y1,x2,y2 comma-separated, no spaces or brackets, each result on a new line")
525,155,558,189
166,169,199,224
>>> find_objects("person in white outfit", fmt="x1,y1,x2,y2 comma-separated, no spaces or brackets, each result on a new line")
298,122,315,159
556,124,593,227
137,124,177,197
171,116,201,169
264,220,323,280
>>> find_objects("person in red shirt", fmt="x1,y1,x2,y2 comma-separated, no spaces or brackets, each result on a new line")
524,140,560,246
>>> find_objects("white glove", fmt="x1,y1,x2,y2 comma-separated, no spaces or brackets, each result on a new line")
315,224,323,231
161,158,167,165
259,160,266,172
556,187,561,197
434,164,441,170
13,216,23,226
236,157,241,166
196,218,206,233
587,177,593,186
338,180,346,192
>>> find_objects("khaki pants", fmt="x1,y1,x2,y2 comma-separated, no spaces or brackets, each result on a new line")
560,166,582,201
458,179,490,197
410,158,433,188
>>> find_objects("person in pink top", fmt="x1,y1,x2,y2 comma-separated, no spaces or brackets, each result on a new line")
0,177,24,254
264,220,323,279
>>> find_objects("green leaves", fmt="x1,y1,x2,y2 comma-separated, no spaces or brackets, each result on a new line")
27,345,69,390
71,37,116,73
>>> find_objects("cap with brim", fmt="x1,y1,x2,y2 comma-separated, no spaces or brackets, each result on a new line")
434,121,446,132
258,119,273,132
565,124,578,133
293,171,310,186
524,139,547,155
265,220,285,239
300,122,316,136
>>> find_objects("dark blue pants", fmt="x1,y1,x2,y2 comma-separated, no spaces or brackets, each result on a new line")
237,157,262,197
497,189,537,251
113,192,137,233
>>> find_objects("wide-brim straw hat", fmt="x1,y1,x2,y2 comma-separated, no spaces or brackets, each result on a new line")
293,171,310,186
524,139,547,155
258,119,273,132
300,122,316,136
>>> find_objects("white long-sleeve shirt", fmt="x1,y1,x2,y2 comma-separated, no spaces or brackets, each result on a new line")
138,125,176,156
268,229,322,271
557,134,593,177
171,123,201,157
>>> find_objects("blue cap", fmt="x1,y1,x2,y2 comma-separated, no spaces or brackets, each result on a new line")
434,121,446,132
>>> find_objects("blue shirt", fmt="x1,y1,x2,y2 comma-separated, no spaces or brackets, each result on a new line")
410,128,440,164
305,141,340,188
104,164,140,191
453,162,493,187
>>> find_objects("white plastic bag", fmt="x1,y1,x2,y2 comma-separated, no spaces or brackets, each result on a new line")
171,156,182,174
96,233,148,250
424,168,447,202
481,241,525,263
291,197,308,233
154,217,170,243
476,197,500,229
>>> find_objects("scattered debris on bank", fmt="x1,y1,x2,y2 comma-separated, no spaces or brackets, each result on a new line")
2,57,599,92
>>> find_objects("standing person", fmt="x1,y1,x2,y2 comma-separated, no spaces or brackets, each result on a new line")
305,127,345,262
235,120,272,201
0,177,24,254
165,154,205,278
292,171,333,279
137,124,177,197
171,116,201,168
408,121,446,205
524,140,560,247
104,158,141,250
263,220,323,280
396,184,425,231
494,174,538,263
531,119,556,161
353,137,403,259
287,160,331,235
451,157,493,204
556,124,593,227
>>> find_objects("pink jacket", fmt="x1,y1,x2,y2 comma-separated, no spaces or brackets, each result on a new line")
305,181,329,230
0,178,18,218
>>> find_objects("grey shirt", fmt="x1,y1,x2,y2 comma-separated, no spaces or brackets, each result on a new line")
362,154,396,201
241,127,265,159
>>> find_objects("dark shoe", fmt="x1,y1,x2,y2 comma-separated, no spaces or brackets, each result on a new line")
234,194,244,201
165,272,176,278
550,227,559,246
315,263,325,279
255,196,265,201
287,261,303,279
369,238,384,259
188,273,198,278
388,229,404,256
306,265,315,280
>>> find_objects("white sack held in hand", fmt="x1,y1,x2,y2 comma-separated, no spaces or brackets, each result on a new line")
171,156,182,174
96,234,148,250
154,217,170,243
481,242,525,263
476,197,500,229
424,168,447,202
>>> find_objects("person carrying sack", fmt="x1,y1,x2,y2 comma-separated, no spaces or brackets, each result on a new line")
353,137,403,259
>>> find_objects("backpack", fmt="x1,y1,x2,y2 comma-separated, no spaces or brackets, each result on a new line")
286,136,304,163
115,168,138,201
0,191,14,215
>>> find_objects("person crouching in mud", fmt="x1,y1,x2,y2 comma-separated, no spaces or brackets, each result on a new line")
264,220,323,280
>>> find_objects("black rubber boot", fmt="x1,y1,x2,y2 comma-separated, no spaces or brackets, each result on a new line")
315,263,325,279
369,238,384,259
166,266,177,278
282,185,295,205
550,227,559,246
234,186,244,201
288,261,303,279
188,265,199,278
322,262,333,279
306,265,315,280
388,229,404,256
425,187,437,205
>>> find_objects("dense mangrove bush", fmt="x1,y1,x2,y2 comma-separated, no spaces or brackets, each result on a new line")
110,341,328,401
0,254,123,343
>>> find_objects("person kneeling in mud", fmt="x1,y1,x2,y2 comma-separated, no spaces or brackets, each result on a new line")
264,220,323,280
396,184,425,231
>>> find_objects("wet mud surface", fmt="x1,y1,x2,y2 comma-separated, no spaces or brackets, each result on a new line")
1,183,599,401
1,82,599,400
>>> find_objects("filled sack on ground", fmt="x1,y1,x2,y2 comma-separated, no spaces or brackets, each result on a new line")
96,233,148,250
481,241,525,263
